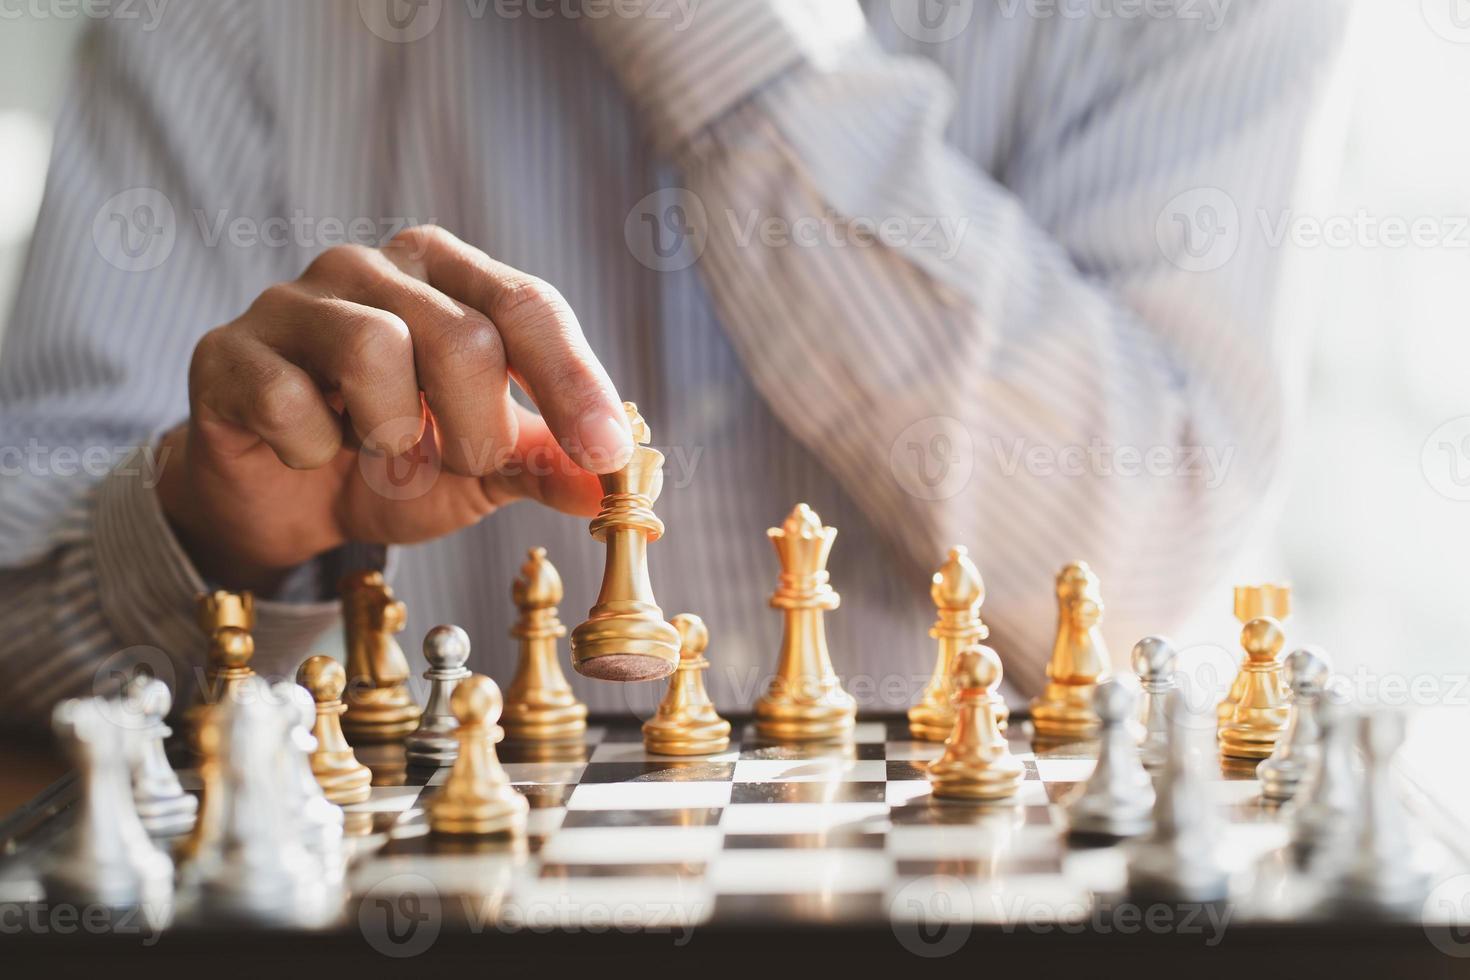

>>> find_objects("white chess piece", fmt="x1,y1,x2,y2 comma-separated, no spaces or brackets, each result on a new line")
1258,647,1330,802
1131,636,1176,771
406,625,472,766
122,674,198,837
272,681,345,882
1067,679,1154,838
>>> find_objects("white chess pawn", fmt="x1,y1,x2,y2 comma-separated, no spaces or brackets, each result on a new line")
1067,679,1155,838
1258,647,1330,802
407,625,473,767
1289,689,1359,870
272,681,345,881
121,674,198,837
1131,636,1176,771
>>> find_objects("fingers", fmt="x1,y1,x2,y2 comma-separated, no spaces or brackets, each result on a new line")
385,225,632,473
188,329,343,468
479,403,605,517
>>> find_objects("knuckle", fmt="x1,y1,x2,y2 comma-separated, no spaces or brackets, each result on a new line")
446,315,505,370
390,223,450,253
343,311,414,380
304,243,378,284
489,275,567,327
252,374,315,435
249,282,303,318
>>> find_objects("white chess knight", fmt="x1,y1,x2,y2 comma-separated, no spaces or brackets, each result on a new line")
1067,679,1154,838
272,681,346,882
41,696,174,911
120,674,198,837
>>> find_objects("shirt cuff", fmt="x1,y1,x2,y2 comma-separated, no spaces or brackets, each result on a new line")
91,450,382,689
580,0,866,155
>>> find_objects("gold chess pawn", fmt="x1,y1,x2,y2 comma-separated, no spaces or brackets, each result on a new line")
339,571,423,743
1218,617,1291,759
179,705,225,866
503,548,588,742
1030,561,1111,741
569,403,681,682
754,504,857,742
187,624,256,745
297,655,373,805
428,674,529,837
928,644,1024,801
909,546,1008,740
643,614,732,756
1218,583,1292,725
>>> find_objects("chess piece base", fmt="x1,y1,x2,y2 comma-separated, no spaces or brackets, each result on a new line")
502,702,588,743
1218,725,1283,760
1030,681,1101,739
430,793,529,837
909,702,1008,741
643,716,732,756
928,757,1023,801
315,764,372,805
754,692,856,743
341,688,423,743
136,794,199,838
406,733,459,768
1257,755,1311,801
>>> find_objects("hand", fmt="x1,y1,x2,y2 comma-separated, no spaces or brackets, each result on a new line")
155,225,632,594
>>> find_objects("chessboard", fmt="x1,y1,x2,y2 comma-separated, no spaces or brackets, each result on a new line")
3,714,1469,977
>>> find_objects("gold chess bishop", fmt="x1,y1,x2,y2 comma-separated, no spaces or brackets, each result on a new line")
928,643,1024,800
297,655,373,805
570,403,681,682
754,504,857,742
503,548,588,742
643,613,732,756
339,571,423,743
909,546,1007,740
1218,583,1292,725
428,674,529,837
1030,561,1111,740
1218,616,1291,759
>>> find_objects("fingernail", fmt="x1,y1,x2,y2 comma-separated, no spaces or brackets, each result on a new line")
577,411,634,473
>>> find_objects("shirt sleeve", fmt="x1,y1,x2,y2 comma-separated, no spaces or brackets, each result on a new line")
0,7,353,730
583,0,1353,690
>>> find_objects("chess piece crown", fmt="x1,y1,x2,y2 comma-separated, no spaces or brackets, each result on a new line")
340,571,423,742
570,403,681,683
504,548,588,741
643,613,732,756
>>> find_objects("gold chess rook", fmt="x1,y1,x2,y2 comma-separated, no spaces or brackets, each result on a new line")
754,504,856,742
503,548,588,742
1219,582,1292,725
570,403,680,683
1030,561,1110,741
910,546,1007,741
643,614,732,756
340,571,423,743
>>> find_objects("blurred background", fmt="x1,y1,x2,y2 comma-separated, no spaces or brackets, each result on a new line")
0,3,1466,804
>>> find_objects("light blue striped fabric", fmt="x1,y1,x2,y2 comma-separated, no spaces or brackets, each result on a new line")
0,0,1351,726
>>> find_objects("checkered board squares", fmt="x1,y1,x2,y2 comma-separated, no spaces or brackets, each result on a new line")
315,715,1449,930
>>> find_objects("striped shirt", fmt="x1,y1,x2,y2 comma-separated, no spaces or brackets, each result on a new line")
0,0,1350,727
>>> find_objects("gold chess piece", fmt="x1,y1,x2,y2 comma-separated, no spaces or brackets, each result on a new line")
297,655,372,805
569,403,681,682
754,504,857,742
928,644,1024,800
1218,617,1291,759
643,613,732,756
1030,561,1111,741
179,706,225,865
187,624,256,744
428,674,529,837
503,548,588,742
909,546,1008,740
198,589,255,634
339,571,423,743
1218,583,1292,725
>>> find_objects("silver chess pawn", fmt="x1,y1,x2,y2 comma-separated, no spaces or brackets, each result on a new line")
1127,688,1229,903
1258,647,1330,802
407,625,473,767
1067,679,1154,839
1289,688,1359,871
1131,636,1176,771
121,674,198,837
41,697,174,911
272,681,345,881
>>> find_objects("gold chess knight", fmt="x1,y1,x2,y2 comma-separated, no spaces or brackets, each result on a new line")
928,643,1024,801
503,548,588,741
1030,561,1111,740
909,546,1007,741
754,504,857,742
570,403,681,682
1218,616,1291,759
1219,582,1292,725
340,571,423,742
643,613,732,756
